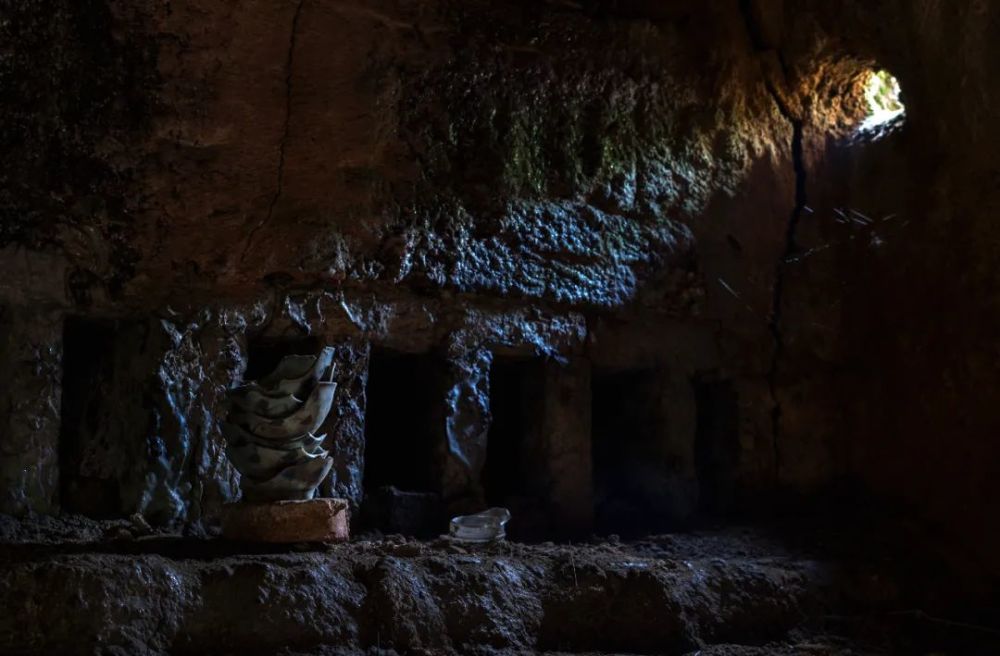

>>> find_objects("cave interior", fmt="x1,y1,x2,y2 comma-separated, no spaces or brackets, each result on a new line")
1,0,999,654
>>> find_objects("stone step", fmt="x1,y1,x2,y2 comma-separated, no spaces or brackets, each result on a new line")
0,536,875,655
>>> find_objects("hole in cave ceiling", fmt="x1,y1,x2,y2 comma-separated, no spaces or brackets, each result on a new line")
855,69,906,139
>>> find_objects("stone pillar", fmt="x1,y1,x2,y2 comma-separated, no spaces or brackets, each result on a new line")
654,372,699,522
732,377,779,498
539,357,593,535
0,307,62,515
319,341,370,513
55,314,244,525
440,347,492,509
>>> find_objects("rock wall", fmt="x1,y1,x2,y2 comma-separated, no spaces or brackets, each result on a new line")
764,0,1000,568
0,308,62,514
58,315,244,523
0,0,780,525
0,0,997,563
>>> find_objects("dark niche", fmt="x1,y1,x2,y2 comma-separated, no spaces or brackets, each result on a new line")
591,368,674,537
361,348,448,537
59,317,123,517
482,355,547,540
693,378,740,516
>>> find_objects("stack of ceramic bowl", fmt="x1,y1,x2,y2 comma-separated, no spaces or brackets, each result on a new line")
223,347,336,502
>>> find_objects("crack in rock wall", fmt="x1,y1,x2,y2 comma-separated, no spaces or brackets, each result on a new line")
774,0,1000,568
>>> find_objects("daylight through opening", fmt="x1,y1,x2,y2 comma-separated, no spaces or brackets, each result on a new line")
856,69,905,137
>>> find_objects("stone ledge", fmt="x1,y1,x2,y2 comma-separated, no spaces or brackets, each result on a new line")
0,529,914,655
221,498,349,543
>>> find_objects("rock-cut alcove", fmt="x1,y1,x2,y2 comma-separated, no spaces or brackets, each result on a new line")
482,355,547,540
362,348,448,536
59,316,121,517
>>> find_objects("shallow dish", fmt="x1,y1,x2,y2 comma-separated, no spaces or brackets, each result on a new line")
221,422,326,449
255,347,335,396
227,437,329,480
240,456,334,502
227,387,305,419
229,381,336,440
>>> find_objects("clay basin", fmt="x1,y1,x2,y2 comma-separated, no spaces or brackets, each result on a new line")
230,381,337,440
253,347,335,396
241,456,334,502
226,439,329,481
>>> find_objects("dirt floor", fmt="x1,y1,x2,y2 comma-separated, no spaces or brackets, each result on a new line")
0,514,998,655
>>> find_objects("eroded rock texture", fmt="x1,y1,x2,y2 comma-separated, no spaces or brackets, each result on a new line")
0,522,933,656
0,0,998,576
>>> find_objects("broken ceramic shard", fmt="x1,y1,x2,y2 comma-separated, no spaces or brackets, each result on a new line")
449,507,511,542
229,379,336,439
239,456,335,500
223,423,326,451
227,387,304,418
230,347,336,399
226,438,329,480
223,347,337,502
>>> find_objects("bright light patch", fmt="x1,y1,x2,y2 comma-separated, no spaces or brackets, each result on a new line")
857,70,905,135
